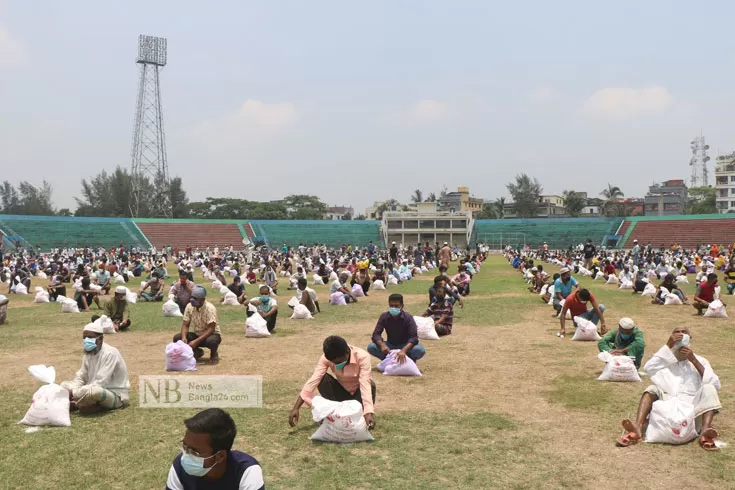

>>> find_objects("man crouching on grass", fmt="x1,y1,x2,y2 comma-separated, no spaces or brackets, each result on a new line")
615,327,722,451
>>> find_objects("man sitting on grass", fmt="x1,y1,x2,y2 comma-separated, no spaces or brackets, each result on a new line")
102,286,131,331
368,293,426,363
615,327,722,451
422,286,454,336
173,286,221,365
222,276,247,305
61,321,130,413
166,408,264,489
557,288,607,338
597,317,645,368
247,285,279,333
139,271,164,302
294,277,319,315
553,268,579,315
289,335,375,431
693,273,725,316
330,272,357,303
0,294,8,325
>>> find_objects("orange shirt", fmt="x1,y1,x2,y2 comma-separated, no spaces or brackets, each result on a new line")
300,345,374,414
564,291,597,318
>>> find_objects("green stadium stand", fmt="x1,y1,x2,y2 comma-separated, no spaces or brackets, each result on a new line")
473,218,622,249
0,215,150,251
251,220,382,248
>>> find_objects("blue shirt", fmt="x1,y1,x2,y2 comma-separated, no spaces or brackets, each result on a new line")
553,276,578,298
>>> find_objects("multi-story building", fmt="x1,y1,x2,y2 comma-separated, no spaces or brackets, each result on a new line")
715,153,735,214
503,195,567,218
644,180,687,216
438,187,484,214
382,202,473,248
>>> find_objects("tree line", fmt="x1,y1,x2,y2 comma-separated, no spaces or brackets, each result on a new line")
0,167,331,220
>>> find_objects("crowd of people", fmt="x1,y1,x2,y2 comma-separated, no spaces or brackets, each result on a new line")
2,239,487,488
508,238,731,451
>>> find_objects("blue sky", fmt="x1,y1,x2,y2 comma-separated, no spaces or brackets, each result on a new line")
2,0,735,214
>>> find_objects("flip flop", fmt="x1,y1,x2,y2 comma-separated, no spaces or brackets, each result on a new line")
699,428,719,451
616,419,641,447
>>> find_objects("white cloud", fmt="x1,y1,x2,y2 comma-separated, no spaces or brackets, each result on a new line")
582,85,673,120
0,26,27,68
527,87,556,104
192,99,299,142
387,99,451,125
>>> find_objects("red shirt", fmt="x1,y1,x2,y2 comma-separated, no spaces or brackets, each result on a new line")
564,291,596,318
698,281,717,302
604,264,615,275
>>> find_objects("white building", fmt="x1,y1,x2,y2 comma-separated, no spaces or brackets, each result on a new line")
324,206,354,220
382,202,474,248
715,153,735,213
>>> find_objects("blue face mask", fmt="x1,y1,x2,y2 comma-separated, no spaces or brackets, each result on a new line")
619,332,632,341
335,360,348,370
388,307,401,316
83,337,98,352
180,451,218,477
260,296,270,303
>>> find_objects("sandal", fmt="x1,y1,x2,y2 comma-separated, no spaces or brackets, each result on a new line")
699,428,719,451
616,419,641,447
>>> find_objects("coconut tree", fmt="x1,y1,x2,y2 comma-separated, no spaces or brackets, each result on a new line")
600,184,624,217
410,189,424,204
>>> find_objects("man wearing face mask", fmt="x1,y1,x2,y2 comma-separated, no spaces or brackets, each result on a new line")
289,336,376,431
615,327,722,450
246,286,279,333
173,286,222,364
552,268,579,315
557,288,607,338
367,293,426,364
60,321,130,414
597,317,645,368
166,408,264,490
171,270,196,314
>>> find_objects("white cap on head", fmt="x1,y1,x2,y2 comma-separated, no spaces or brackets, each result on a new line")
115,286,127,294
83,322,104,334
633,239,638,243
559,267,570,274
531,267,538,272
618,317,635,330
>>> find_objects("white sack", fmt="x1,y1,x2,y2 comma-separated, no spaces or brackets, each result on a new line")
351,284,365,298
309,396,374,443
377,349,422,376
414,315,440,341
222,291,239,306
703,299,728,318
372,280,386,290
245,313,271,337
645,398,698,445
163,299,183,317
571,316,601,341
19,365,71,427
290,304,313,319
61,299,80,313
33,290,50,303
330,292,347,306
165,341,197,371
597,351,641,382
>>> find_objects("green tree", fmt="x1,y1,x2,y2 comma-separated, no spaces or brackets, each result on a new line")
57,208,73,216
476,203,499,219
410,189,423,203
686,186,717,215
600,184,624,217
283,194,327,220
562,190,586,217
169,177,190,218
425,192,437,202
0,181,55,215
506,174,543,218
354,214,367,220
374,199,399,219
494,197,506,219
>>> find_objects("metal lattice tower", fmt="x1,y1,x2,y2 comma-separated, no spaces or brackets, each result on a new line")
689,135,711,188
130,35,171,218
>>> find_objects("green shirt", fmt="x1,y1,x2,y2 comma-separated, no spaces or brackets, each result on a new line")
103,299,129,322
598,328,644,353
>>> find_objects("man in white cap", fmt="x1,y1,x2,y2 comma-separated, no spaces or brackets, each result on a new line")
174,286,222,364
597,317,645,368
60,321,130,413
102,286,131,332
631,239,641,265
616,326,722,450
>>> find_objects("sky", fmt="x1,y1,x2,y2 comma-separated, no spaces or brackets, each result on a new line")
2,0,735,215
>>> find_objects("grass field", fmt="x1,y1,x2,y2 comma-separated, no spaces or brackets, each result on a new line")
0,256,734,489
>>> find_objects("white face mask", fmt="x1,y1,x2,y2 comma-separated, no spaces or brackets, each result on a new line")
180,450,219,477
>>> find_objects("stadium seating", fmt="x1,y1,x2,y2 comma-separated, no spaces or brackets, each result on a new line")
0,216,150,250
250,220,381,248
621,215,735,249
473,218,621,250
135,220,246,251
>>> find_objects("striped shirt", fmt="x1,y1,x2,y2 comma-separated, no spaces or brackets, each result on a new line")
425,299,454,330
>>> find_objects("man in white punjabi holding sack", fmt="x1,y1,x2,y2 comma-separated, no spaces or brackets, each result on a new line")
615,326,722,450
61,321,130,414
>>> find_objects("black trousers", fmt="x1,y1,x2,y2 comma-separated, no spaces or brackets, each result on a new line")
318,374,376,405
173,332,222,355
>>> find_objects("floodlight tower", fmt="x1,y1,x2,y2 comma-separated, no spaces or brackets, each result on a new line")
130,35,171,218
689,135,711,188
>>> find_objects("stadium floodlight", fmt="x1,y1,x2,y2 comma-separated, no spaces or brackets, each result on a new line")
137,35,167,66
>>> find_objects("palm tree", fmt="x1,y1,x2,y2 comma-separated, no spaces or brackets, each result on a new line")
425,192,437,202
410,189,424,203
375,198,399,219
600,184,624,217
